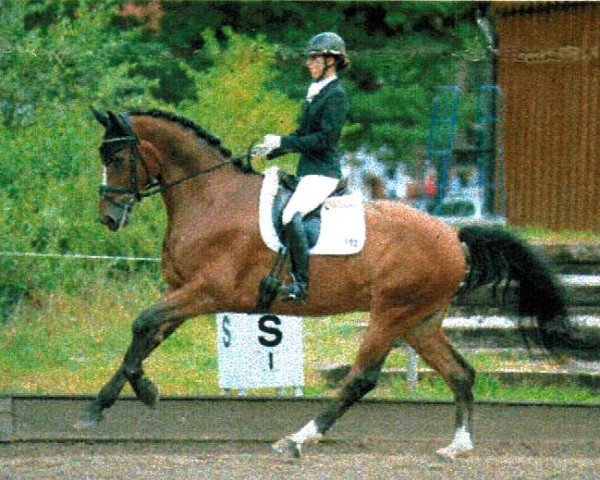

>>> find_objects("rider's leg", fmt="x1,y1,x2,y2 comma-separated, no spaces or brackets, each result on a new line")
280,175,339,301
278,212,309,301
281,175,340,224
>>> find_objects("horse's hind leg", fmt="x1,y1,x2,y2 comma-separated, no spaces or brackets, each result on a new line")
404,312,476,460
273,320,396,458
76,299,192,427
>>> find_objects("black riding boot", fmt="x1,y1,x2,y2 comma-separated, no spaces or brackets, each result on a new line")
278,213,309,302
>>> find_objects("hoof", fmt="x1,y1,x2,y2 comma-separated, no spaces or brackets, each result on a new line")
272,436,301,459
74,407,103,429
74,417,98,429
436,445,473,461
133,377,160,408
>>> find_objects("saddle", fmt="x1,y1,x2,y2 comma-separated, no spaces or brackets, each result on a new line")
259,167,365,255
256,168,366,312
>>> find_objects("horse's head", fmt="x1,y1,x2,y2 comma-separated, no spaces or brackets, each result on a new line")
91,107,160,231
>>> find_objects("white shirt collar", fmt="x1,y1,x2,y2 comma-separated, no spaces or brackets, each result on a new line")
306,75,337,103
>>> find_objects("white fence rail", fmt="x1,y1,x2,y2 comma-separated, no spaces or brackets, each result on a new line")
0,251,160,262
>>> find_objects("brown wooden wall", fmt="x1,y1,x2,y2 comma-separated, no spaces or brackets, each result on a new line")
494,2,600,232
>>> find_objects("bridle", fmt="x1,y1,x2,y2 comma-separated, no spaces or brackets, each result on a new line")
99,127,249,217
99,134,155,209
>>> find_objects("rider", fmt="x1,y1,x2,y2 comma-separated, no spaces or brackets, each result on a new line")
252,32,350,302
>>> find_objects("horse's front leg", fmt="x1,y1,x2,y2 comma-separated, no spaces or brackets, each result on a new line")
75,366,128,428
122,303,187,407
76,301,192,428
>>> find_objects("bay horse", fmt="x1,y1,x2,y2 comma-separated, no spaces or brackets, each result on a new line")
80,107,595,460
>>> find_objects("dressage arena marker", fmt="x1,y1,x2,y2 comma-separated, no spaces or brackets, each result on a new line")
216,313,304,396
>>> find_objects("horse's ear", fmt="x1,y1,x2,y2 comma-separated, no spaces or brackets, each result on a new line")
115,113,133,135
106,110,132,135
107,110,120,129
90,106,109,128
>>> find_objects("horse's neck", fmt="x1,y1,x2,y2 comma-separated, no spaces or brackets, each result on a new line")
155,136,220,190
161,160,247,219
136,117,260,227
160,148,258,225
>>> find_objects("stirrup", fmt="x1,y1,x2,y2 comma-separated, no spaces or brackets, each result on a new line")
278,281,307,303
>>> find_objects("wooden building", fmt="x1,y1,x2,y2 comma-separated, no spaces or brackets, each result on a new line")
493,2,600,232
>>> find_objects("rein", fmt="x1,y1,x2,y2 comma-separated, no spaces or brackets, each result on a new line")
99,133,248,206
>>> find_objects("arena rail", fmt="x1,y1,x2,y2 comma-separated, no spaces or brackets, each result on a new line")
2,394,600,444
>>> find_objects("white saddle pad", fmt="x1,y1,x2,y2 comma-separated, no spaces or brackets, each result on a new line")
259,167,366,255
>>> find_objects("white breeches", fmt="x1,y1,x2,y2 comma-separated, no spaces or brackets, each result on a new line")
282,175,339,225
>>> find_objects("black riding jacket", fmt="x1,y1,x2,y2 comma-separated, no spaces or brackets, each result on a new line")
269,79,348,179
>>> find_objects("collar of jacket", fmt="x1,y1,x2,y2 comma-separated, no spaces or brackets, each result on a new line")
306,76,338,103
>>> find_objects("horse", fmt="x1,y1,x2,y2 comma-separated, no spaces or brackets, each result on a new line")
79,107,596,460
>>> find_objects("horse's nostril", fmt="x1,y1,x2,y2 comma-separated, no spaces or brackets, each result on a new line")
99,214,119,231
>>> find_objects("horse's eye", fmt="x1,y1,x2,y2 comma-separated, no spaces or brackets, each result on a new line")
107,150,129,169
112,157,125,169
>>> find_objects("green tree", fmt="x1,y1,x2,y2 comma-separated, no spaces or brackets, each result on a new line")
0,0,164,127
0,0,168,317
154,1,486,171
0,1,489,319
179,28,299,171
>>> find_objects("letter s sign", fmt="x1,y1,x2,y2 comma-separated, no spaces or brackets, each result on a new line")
221,315,232,348
258,315,283,347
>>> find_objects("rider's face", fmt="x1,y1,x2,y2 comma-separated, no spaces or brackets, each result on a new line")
306,55,334,80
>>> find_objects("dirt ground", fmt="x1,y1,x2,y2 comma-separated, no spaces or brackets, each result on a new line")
2,397,600,479
2,439,600,480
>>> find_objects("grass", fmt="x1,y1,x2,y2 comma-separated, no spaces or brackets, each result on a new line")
1,273,599,405
0,276,220,396
513,226,600,244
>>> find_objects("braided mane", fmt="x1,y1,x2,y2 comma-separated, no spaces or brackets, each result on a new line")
129,109,233,159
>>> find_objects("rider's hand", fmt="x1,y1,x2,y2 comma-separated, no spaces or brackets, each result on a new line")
251,134,281,157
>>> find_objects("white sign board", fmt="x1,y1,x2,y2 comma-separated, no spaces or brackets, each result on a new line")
216,313,304,390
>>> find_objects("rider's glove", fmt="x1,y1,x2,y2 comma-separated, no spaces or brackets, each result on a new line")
251,134,281,157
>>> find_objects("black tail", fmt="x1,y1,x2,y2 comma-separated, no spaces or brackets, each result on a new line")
459,225,599,359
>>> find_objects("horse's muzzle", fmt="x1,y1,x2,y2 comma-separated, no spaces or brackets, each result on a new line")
99,206,131,231
99,195,135,231
99,213,123,231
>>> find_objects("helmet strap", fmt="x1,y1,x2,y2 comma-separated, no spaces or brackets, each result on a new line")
316,56,335,81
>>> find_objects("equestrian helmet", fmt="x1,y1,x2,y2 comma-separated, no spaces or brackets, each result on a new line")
304,32,350,70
